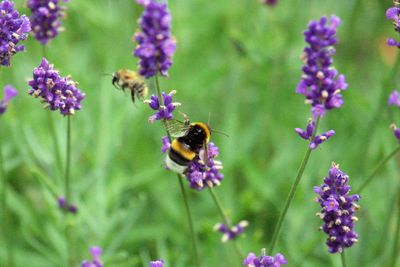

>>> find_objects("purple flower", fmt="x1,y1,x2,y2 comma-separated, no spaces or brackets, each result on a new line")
263,0,277,6
214,220,248,242
243,249,287,267
81,246,103,267
314,163,360,253
161,135,170,153
57,196,78,214
295,119,335,150
0,85,17,115
0,0,31,66
28,58,85,116
386,5,400,48
27,0,68,45
145,90,180,122
296,15,347,118
185,142,224,190
133,0,176,78
150,260,164,267
388,90,400,107
390,124,400,143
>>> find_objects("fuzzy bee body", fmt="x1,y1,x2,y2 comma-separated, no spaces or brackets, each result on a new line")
166,122,211,174
112,69,148,103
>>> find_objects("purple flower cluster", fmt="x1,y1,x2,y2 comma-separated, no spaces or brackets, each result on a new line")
243,249,287,267
145,90,180,123
0,85,17,115
28,58,85,116
386,4,400,47
0,0,30,66
296,15,348,118
150,260,164,267
390,124,400,143
185,142,224,190
295,119,335,150
81,247,103,267
57,196,77,214
27,0,68,45
134,0,176,78
214,220,248,242
314,163,360,253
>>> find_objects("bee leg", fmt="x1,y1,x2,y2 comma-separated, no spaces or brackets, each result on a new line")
130,89,136,103
178,111,190,126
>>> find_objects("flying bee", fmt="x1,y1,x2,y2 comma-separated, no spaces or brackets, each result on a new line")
165,117,212,174
112,69,148,103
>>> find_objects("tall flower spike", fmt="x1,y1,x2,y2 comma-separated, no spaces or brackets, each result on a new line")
27,0,68,45
145,90,180,122
296,15,347,118
134,0,176,78
0,85,17,115
386,3,400,47
314,163,360,253
243,249,287,267
0,0,31,66
81,246,103,267
28,58,85,116
214,220,248,242
150,260,164,267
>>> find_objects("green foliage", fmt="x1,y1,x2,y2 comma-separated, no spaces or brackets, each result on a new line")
1,0,399,266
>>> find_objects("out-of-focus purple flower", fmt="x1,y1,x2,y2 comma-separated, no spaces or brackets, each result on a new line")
0,85,17,115
243,249,287,267
296,15,347,118
390,124,400,143
134,0,176,78
28,58,85,116
388,90,400,107
161,135,170,153
263,0,277,6
81,246,103,267
0,0,31,66
57,196,78,214
386,5,400,48
145,90,180,123
150,260,164,267
27,0,68,45
185,142,224,190
214,220,248,242
314,163,360,253
295,119,335,150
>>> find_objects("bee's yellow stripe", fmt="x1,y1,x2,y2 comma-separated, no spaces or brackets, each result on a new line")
171,139,196,161
192,122,211,143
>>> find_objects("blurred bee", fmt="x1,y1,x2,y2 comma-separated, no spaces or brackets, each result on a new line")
165,116,212,174
112,69,148,103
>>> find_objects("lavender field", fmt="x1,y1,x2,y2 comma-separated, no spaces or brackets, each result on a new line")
0,0,399,266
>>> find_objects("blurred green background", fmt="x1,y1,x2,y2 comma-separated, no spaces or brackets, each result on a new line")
1,0,400,266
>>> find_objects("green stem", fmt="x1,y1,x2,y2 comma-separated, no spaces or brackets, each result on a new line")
356,145,400,194
42,45,47,59
340,251,347,267
47,111,63,176
153,75,201,267
268,117,320,254
389,184,400,267
0,123,14,267
65,116,73,267
208,187,244,259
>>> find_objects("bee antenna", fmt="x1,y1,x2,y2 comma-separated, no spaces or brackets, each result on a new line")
212,129,229,138
103,73,114,77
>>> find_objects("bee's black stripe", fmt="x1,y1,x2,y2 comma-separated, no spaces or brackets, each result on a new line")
168,147,191,166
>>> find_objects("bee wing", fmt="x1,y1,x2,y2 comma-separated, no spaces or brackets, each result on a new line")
165,119,190,138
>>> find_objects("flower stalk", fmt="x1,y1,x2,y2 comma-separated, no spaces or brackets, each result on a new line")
65,116,73,267
341,251,347,267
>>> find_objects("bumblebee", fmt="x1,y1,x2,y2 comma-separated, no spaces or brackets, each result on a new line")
112,69,148,103
165,119,211,174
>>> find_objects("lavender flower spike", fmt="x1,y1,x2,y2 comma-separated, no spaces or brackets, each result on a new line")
150,260,164,267
28,58,85,116
243,249,287,267
81,246,103,267
296,15,347,118
0,0,31,66
57,196,78,214
295,119,335,150
388,90,400,107
134,0,176,78
386,3,400,48
214,220,249,242
390,124,400,143
314,163,360,253
27,0,68,45
0,85,17,115
144,90,180,123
